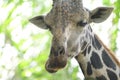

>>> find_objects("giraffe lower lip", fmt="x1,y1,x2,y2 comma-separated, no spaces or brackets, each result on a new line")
46,68,59,73
46,63,67,73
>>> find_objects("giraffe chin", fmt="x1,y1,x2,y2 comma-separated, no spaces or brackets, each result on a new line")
45,63,67,73
45,67,58,73
45,55,67,73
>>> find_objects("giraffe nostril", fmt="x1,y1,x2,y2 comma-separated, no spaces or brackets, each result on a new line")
58,46,65,55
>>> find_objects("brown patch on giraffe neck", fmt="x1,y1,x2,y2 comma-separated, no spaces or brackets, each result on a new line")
94,34,120,67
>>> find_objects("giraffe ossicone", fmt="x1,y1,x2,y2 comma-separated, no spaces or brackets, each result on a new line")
29,0,120,79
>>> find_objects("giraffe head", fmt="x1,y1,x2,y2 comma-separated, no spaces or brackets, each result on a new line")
29,0,113,73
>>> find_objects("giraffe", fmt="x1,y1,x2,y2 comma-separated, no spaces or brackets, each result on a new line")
29,0,120,80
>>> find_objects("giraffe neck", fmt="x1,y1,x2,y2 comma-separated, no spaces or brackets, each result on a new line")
75,26,120,80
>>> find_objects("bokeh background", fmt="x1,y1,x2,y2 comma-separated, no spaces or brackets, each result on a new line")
0,0,120,80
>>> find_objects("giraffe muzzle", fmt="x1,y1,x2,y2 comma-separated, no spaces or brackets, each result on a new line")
45,55,67,73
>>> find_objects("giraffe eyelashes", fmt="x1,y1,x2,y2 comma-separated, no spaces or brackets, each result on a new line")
77,20,87,27
46,24,52,31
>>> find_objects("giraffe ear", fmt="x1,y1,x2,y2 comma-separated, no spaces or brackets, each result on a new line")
90,7,113,23
29,16,50,29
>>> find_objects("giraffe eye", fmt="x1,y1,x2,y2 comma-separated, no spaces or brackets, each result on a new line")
46,24,52,31
77,20,87,27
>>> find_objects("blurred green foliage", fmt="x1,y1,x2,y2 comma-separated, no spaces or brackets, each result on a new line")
0,0,119,80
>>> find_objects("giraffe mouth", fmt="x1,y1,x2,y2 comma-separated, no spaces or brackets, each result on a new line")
45,55,67,73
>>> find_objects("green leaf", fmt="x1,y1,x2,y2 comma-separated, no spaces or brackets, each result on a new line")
102,0,111,5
